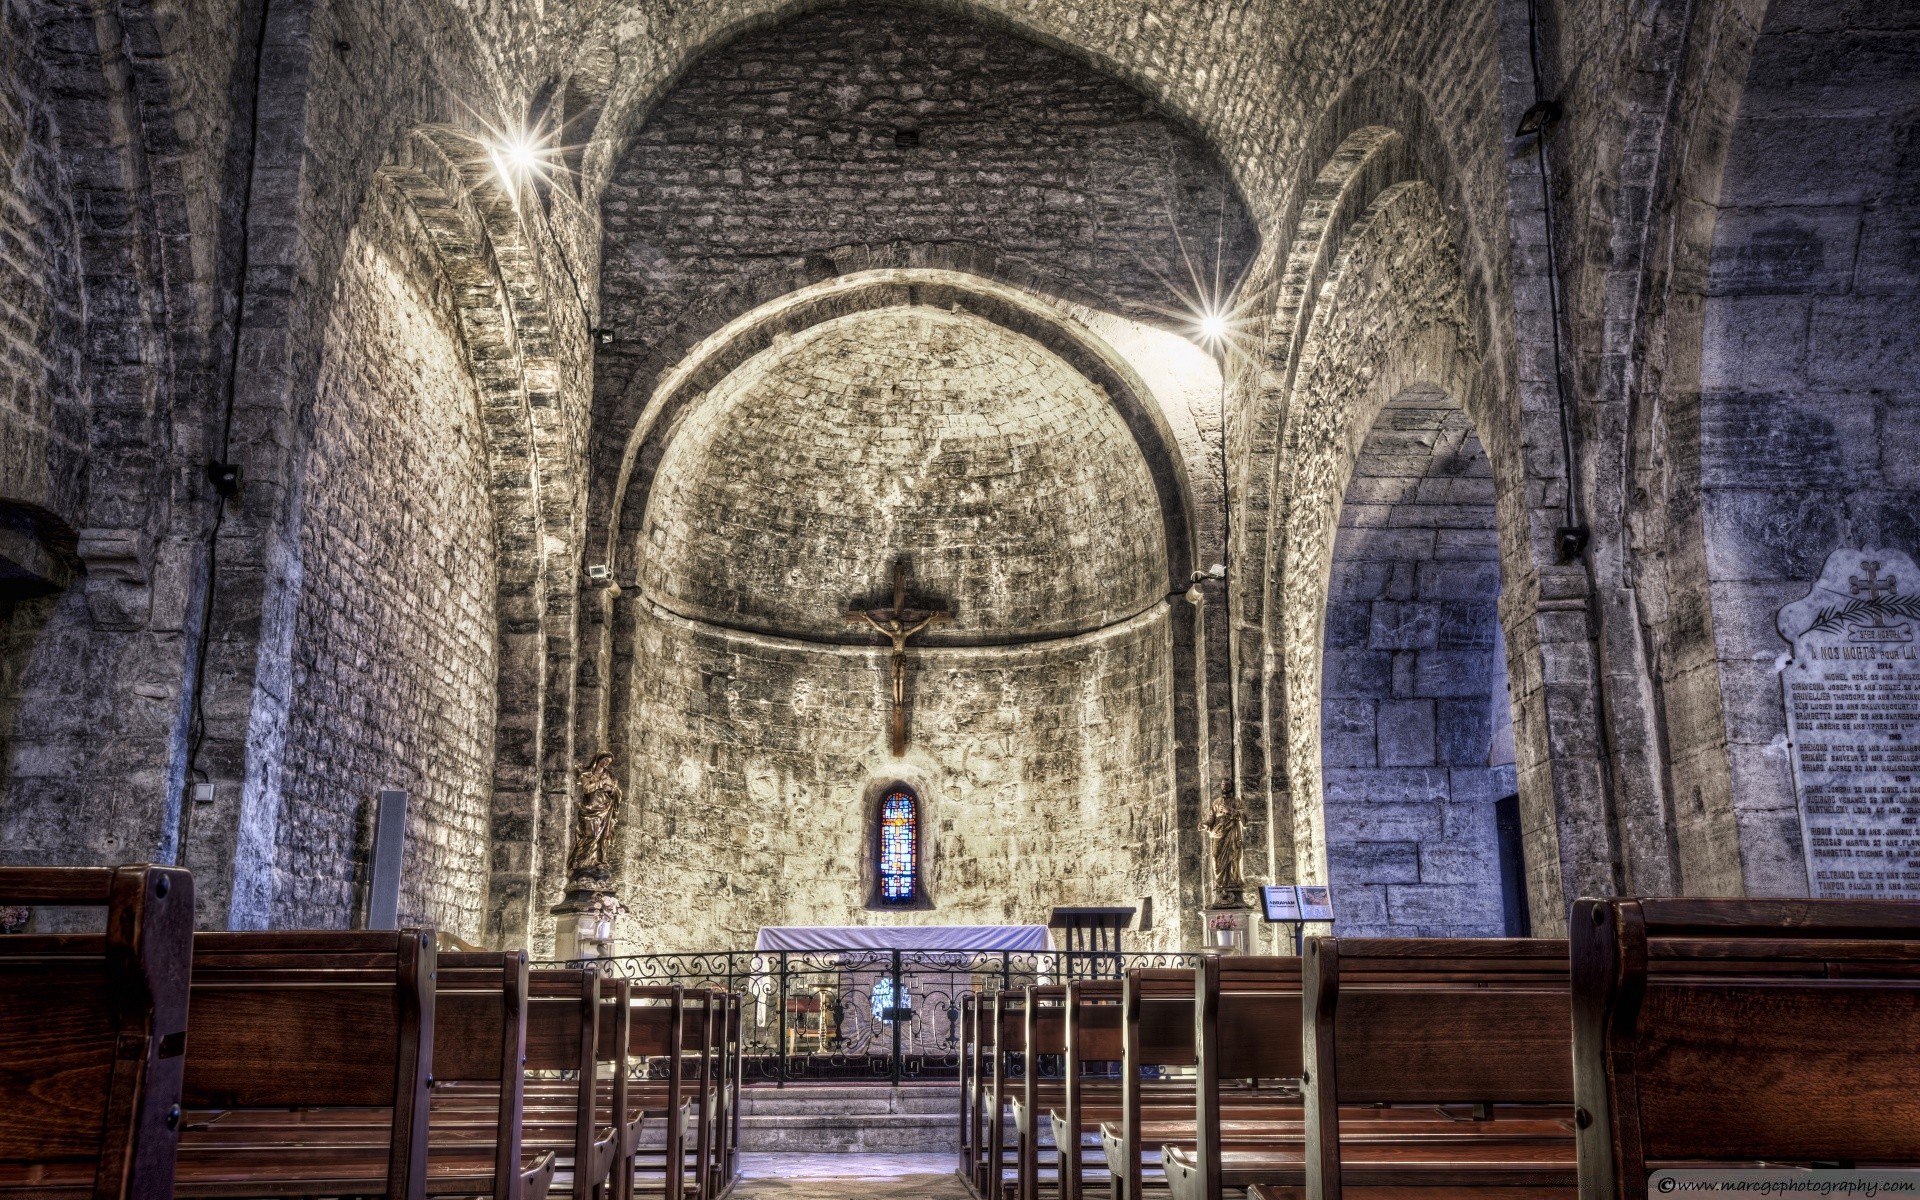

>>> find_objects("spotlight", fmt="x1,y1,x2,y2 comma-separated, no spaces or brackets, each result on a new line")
493,131,548,188
1198,314,1227,342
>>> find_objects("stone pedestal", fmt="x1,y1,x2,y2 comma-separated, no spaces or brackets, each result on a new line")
550,889,622,962
1204,905,1251,955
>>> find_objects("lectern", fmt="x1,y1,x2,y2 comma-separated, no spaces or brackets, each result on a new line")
1048,905,1136,979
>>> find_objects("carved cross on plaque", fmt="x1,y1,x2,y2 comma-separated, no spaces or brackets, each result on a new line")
1852,560,1899,623
847,559,951,757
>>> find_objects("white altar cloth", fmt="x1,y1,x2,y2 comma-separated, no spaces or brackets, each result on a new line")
753,924,1053,952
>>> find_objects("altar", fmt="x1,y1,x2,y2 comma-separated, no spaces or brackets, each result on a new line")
753,924,1053,952
749,926,1053,1057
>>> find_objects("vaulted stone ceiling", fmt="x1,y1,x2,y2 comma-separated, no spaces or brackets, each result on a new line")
640,306,1169,643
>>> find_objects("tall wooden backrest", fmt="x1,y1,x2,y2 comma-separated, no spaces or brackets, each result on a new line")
1020,985,1068,1200
684,989,718,1200
986,990,1025,1190
526,968,601,1192
1121,968,1197,1200
591,977,632,1200
0,865,193,1200
1193,955,1302,1200
1061,980,1123,1200
1573,898,1920,1200
628,985,686,1200
1302,937,1572,1200
185,930,437,1200
437,951,531,1200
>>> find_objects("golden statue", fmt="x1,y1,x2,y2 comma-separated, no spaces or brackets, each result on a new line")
567,753,621,881
1203,786,1246,903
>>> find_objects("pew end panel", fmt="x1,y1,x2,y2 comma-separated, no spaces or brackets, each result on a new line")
1573,898,1920,1200
0,865,194,1200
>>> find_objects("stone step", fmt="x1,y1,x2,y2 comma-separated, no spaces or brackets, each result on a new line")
737,1112,960,1153
733,1083,966,1152
740,1085,959,1117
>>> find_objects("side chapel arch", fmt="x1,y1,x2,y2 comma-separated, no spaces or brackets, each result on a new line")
1238,109,1575,933
365,123,583,946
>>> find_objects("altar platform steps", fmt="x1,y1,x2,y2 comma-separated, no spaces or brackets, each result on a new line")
736,1082,968,1152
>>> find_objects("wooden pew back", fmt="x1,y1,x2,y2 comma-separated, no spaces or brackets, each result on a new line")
1204,956,1303,1081
0,865,193,1200
1303,937,1571,1200
1573,898,1920,1198
184,929,437,1200
1307,937,1571,1104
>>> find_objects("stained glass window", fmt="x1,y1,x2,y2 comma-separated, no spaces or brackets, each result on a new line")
878,789,918,903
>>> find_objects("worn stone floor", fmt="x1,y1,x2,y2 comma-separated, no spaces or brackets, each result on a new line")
732,1153,972,1197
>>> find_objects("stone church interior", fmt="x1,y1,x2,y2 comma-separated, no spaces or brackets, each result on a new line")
1,0,1917,1194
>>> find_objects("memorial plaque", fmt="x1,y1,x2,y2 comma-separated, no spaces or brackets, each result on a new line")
1778,549,1920,899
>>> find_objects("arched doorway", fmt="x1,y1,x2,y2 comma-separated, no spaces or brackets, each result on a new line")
1319,388,1523,936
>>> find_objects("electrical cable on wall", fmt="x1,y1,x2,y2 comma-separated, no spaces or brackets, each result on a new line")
181,0,273,844
1521,0,1588,564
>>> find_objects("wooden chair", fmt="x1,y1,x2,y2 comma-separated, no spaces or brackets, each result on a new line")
1572,897,1920,1199
0,864,193,1200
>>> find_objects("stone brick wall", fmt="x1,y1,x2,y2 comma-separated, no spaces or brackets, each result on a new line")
1320,389,1514,937
0,0,87,530
1694,0,1920,894
614,302,1181,948
619,605,1179,950
592,2,1257,449
270,187,498,939
638,307,1167,641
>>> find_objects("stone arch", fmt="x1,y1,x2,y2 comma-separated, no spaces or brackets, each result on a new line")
1319,386,1523,937
576,269,1206,838
1254,172,1569,932
361,123,576,945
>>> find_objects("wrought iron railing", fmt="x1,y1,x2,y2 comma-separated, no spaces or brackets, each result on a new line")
553,948,1201,1085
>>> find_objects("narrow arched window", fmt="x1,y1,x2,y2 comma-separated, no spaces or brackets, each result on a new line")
877,787,919,904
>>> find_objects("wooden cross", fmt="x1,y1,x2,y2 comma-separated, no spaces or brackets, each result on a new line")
847,558,951,757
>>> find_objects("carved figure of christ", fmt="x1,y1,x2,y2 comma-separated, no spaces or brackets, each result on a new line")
847,559,952,756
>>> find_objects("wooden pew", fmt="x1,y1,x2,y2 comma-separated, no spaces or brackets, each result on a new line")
1172,955,1304,1200
976,990,1030,1199
1109,968,1203,1200
172,930,437,1199
1056,980,1124,1200
1014,985,1068,1200
521,969,619,1200
1223,937,1576,1200
0,864,193,1200
191,948,557,1200
626,986,690,1200
1572,897,1920,1199
959,993,978,1182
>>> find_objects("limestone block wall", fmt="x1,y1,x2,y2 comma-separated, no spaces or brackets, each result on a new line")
0,1,86,531
270,189,499,939
1320,391,1513,937
592,2,1257,435
1696,0,1920,894
617,603,1181,952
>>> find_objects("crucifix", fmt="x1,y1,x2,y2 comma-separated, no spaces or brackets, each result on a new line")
847,558,951,756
